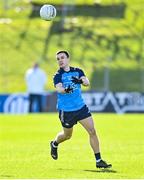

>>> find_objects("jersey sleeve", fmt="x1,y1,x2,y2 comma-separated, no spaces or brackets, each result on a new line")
53,72,62,86
77,68,85,78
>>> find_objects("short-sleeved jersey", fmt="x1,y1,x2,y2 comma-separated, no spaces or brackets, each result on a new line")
53,67,86,111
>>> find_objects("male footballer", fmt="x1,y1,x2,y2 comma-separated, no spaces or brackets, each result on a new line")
50,50,112,168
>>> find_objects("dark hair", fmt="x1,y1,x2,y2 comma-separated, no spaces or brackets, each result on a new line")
56,50,70,58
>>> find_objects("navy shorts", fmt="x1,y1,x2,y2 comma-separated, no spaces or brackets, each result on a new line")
59,105,91,128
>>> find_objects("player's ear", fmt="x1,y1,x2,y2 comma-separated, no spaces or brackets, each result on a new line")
67,58,70,63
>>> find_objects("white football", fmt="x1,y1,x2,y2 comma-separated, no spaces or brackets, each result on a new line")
40,4,56,21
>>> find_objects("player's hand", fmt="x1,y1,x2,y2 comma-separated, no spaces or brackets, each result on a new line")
72,76,83,84
64,85,73,93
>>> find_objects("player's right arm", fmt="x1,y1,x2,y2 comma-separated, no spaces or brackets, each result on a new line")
56,83,73,94
54,71,64,93
54,71,73,94
54,72,66,93
55,83,65,93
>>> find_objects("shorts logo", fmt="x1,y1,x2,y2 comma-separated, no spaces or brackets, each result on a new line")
61,111,64,122
65,123,70,126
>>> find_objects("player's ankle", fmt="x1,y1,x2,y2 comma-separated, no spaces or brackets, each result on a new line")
95,152,101,162
53,140,58,147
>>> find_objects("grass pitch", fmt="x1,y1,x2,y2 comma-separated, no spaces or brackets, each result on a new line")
0,113,144,179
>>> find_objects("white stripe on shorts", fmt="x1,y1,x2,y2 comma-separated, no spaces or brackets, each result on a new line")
61,110,64,122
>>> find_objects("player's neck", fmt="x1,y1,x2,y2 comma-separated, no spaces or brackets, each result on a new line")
63,66,70,72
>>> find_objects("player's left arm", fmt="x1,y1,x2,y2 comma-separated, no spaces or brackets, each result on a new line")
80,76,90,86
72,68,90,86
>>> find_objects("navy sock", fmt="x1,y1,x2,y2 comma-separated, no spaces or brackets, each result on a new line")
95,152,101,162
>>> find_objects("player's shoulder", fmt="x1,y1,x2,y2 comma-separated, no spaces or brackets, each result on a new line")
53,68,64,78
70,67,84,72
70,67,85,77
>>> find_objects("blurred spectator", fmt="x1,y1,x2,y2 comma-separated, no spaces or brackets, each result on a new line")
25,62,47,113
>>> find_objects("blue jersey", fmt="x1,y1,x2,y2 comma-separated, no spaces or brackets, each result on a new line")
53,67,86,111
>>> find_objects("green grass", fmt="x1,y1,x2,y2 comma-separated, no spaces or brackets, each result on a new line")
0,113,144,179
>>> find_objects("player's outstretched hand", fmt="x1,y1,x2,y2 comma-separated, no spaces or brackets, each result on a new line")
72,76,83,84
65,85,73,93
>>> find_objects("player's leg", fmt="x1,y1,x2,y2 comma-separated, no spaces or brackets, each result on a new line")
50,127,73,160
79,116,100,153
79,116,112,168
55,127,73,144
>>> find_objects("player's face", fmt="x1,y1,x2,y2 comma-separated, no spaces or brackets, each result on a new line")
56,53,69,68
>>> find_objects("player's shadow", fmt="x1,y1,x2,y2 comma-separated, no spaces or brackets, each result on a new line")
0,175,14,178
84,169,117,173
58,168,117,173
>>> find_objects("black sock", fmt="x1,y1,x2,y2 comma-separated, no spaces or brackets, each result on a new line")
95,152,101,162
53,140,58,147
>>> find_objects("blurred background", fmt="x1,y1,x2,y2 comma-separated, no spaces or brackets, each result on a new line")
0,0,144,113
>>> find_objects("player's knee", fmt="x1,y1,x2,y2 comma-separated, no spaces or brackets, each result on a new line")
65,134,72,140
88,128,96,136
